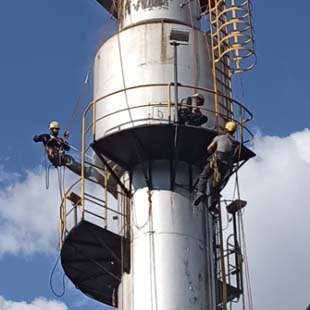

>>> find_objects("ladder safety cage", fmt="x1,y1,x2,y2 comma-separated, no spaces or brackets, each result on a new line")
213,199,248,307
207,0,256,74
213,204,236,308
201,0,256,131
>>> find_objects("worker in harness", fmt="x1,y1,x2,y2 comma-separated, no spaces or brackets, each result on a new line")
193,121,239,206
33,121,104,185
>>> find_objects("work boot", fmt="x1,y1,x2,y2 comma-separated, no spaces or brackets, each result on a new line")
209,200,219,214
208,194,222,214
193,191,205,206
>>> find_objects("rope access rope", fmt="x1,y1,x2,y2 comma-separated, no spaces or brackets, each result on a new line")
65,70,91,135
131,192,152,230
119,186,129,310
218,201,228,310
187,0,198,93
57,167,65,201
49,254,66,298
233,170,254,310
147,190,159,310
65,10,118,134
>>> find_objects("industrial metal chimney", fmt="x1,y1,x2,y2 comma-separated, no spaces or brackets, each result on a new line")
59,1,256,309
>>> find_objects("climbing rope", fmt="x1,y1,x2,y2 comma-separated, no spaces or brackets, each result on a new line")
132,191,152,230
231,171,254,310
49,254,66,298
43,147,53,190
147,190,159,310
217,202,228,310
65,70,91,136
118,187,128,310
55,166,64,200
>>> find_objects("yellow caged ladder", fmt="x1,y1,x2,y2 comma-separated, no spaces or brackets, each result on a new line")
207,0,256,130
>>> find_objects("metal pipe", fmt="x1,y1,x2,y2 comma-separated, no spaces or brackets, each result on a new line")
172,42,179,123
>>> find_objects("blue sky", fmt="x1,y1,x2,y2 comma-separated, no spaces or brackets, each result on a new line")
0,1,310,310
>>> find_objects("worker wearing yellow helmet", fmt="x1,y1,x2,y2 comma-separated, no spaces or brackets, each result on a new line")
224,121,237,133
193,121,239,207
33,121,104,185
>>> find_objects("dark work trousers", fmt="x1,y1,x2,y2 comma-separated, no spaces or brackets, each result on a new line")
197,156,232,195
197,162,212,194
53,154,104,185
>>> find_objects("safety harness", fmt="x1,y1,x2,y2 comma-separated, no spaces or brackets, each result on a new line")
209,151,233,188
45,135,67,167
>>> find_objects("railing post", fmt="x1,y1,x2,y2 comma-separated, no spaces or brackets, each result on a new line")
74,205,78,226
104,166,108,229
92,99,96,140
167,83,172,122
81,111,86,220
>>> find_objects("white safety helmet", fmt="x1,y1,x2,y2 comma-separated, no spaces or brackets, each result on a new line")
49,121,60,130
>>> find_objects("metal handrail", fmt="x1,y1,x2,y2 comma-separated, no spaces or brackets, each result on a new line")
100,105,253,144
64,81,254,249
59,165,116,248
168,83,253,122
88,83,252,122
59,177,82,247
83,82,253,142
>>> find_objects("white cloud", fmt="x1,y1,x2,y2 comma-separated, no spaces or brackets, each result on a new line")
0,162,109,256
224,129,310,310
0,165,21,185
0,296,67,310
0,130,310,309
0,167,74,255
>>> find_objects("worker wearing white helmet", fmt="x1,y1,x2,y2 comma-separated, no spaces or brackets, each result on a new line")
33,121,70,163
193,121,239,207
33,121,104,185
49,121,60,129
178,93,208,126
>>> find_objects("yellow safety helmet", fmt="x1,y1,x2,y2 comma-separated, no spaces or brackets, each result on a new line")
225,121,237,133
49,121,60,129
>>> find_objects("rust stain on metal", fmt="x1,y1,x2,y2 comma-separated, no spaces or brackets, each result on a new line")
160,22,167,62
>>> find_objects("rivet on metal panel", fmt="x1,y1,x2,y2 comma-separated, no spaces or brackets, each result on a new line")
189,296,198,304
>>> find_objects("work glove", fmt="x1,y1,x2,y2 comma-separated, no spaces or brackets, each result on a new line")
64,130,70,139
33,135,39,142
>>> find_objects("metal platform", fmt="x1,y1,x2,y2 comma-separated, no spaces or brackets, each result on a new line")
91,124,255,170
61,220,130,306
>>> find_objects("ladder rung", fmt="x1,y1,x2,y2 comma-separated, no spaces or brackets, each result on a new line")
210,14,227,25
216,70,230,79
67,191,82,206
216,78,232,90
213,40,231,49
216,101,231,111
216,79,232,92
215,67,231,79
